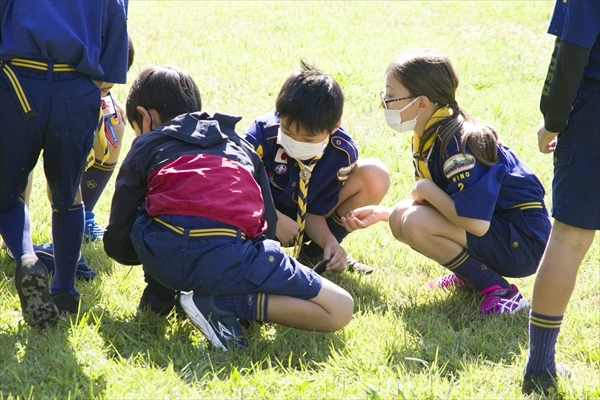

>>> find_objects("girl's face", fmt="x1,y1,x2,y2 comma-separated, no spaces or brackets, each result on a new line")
383,72,418,108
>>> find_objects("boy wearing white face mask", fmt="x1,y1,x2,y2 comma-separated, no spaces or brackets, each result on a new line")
343,50,551,316
245,61,390,275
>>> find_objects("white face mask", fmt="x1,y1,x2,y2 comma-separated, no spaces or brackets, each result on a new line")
384,97,420,133
277,128,328,161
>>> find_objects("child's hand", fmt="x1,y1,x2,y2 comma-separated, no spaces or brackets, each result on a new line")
341,205,389,232
536,123,558,154
276,212,299,247
322,240,347,273
411,179,433,205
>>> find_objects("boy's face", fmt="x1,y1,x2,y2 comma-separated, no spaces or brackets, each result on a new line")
280,117,330,143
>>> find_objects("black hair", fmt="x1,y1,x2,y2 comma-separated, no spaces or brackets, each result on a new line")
127,36,135,71
126,65,201,130
387,49,500,166
275,60,344,136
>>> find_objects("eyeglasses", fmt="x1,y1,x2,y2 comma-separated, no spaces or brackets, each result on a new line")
379,90,414,109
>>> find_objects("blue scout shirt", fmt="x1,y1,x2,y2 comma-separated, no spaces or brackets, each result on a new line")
0,0,129,83
246,112,358,216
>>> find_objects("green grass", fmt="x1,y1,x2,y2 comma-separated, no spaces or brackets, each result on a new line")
1,1,599,398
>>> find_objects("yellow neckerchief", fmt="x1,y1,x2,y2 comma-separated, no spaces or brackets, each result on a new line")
412,106,453,180
86,109,109,170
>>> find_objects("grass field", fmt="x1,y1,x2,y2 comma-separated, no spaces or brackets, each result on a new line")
1,1,599,399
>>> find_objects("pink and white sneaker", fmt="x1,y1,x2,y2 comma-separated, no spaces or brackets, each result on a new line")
426,273,471,290
478,284,530,316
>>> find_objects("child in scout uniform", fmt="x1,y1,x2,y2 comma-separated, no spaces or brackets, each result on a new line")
522,0,600,395
342,49,551,316
0,0,129,327
103,65,354,351
245,61,390,275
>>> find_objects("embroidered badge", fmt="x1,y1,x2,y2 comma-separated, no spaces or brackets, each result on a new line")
255,144,264,159
274,164,287,174
443,154,476,179
337,163,355,181
275,148,288,164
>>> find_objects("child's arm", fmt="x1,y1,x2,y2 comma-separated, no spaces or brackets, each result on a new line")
341,205,392,231
305,214,347,272
275,210,299,247
412,178,490,236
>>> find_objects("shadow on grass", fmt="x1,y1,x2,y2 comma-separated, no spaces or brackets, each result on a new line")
386,288,530,379
0,316,106,397
91,306,349,384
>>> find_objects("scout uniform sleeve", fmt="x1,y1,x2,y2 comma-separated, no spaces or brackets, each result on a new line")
541,38,591,133
442,139,504,222
103,141,147,265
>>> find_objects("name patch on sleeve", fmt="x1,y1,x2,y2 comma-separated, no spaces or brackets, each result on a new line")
443,154,476,178
337,163,355,181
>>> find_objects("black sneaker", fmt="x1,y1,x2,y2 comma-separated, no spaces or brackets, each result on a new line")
14,255,59,328
522,364,573,395
179,293,248,352
138,287,182,316
52,291,81,315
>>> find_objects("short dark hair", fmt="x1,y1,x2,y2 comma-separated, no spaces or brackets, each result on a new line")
126,65,202,130
275,60,344,136
127,36,135,71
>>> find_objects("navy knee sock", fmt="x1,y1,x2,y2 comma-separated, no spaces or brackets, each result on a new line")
50,204,84,296
81,161,116,212
215,293,269,321
0,200,34,261
443,248,510,292
525,311,563,374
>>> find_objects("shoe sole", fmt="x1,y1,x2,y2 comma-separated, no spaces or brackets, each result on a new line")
16,264,59,328
179,293,228,352
347,263,374,275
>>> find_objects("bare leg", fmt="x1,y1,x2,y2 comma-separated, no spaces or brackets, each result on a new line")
531,221,596,315
266,278,354,332
330,158,390,218
389,200,467,264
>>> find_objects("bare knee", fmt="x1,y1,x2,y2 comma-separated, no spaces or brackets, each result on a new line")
389,199,414,241
360,158,390,197
328,290,354,331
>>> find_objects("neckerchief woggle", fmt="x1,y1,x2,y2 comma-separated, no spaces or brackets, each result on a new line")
412,106,453,180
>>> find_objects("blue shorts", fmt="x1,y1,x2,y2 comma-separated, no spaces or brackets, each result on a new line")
0,63,99,212
130,214,323,299
552,78,600,230
467,208,551,278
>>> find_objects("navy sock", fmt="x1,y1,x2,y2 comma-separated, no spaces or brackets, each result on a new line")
525,311,563,374
215,293,269,321
302,213,349,258
0,200,34,261
443,248,509,292
143,271,176,302
50,204,84,296
81,161,116,212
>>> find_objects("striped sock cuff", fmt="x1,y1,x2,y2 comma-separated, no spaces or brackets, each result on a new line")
442,248,469,271
530,311,563,329
254,293,269,322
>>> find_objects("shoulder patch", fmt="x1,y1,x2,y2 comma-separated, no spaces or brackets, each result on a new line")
337,163,355,181
443,154,476,178
255,144,263,159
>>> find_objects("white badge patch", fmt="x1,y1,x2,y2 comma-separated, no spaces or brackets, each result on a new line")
337,163,355,181
275,148,288,164
443,154,476,178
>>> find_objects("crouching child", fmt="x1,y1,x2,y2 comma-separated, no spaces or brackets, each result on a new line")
103,65,354,351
